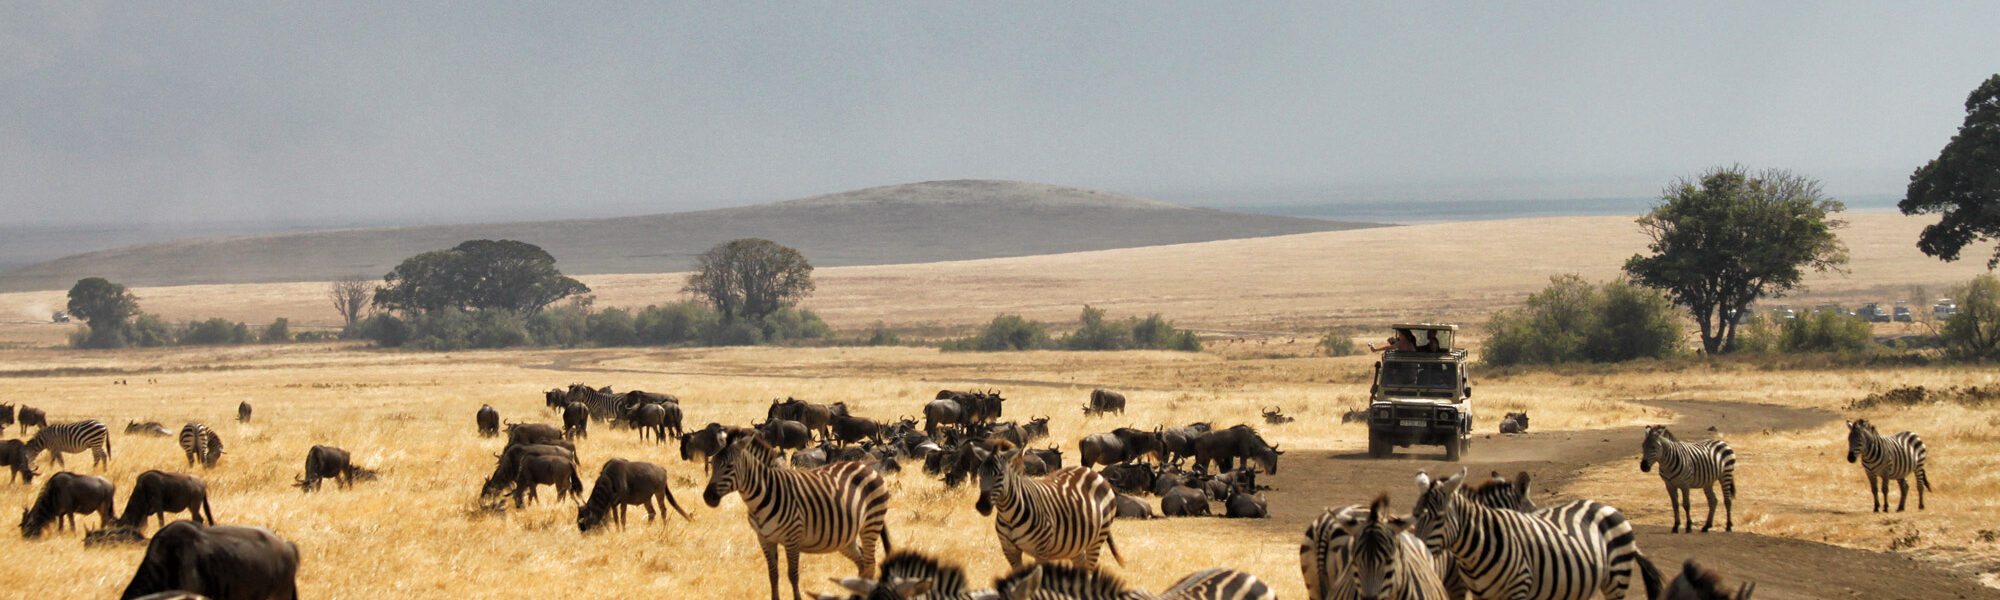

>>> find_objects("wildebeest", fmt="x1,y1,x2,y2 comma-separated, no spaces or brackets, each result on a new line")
1023,447,1062,474
127,421,174,436
960,390,1006,425
830,410,885,447
1662,559,1756,600
1500,412,1530,434
294,446,373,492
512,453,582,508
481,443,579,502
562,402,590,440
476,405,500,437
1160,484,1210,517
1078,427,1164,469
1260,406,1295,425
627,403,672,442
1192,424,1283,474
18,406,47,434
1021,416,1050,443
1159,422,1212,465
922,397,966,438
768,397,834,441
756,419,812,452
20,471,116,538
118,520,299,600
0,403,13,431
1,439,37,484
1112,494,1158,519
1085,389,1126,416
236,401,252,423
1099,462,1155,496
679,423,727,471
577,458,692,532
504,422,565,447
1340,408,1369,424
1220,485,1268,518
116,470,215,529
984,421,1029,447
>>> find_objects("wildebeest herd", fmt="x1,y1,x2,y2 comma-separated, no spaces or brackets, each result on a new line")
9,382,1938,600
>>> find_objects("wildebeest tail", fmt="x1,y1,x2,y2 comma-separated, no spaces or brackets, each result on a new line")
201,496,215,525
1636,552,1663,600
570,469,584,496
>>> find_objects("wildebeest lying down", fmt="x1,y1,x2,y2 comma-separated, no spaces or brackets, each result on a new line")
1500,412,1530,434
476,405,500,437
20,471,116,538
295,446,376,492
1160,483,1210,517
1662,558,1756,600
118,470,216,530
128,421,174,436
119,520,299,600
577,458,692,531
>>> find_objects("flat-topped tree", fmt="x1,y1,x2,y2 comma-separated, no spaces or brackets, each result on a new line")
373,239,588,315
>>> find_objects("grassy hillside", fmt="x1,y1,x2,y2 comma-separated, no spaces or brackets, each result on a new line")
0,180,1369,292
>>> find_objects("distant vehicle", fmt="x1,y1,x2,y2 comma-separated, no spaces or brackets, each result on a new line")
1856,303,1891,323
1771,306,1796,320
1363,323,1472,462
1935,299,1958,320
1893,302,1913,323
51,311,70,323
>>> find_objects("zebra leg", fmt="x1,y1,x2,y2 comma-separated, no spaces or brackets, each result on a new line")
1917,468,1928,510
1000,534,1024,569
1866,471,1881,512
759,541,782,600
1895,478,1909,512
1722,482,1733,531
1701,486,1718,532
786,546,804,600
1665,483,1682,533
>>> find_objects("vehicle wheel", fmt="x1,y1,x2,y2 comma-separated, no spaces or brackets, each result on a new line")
1444,436,1463,462
1368,432,1390,459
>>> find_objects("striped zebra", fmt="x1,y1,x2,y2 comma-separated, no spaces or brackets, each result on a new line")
1412,469,1640,600
1640,425,1736,533
179,423,224,469
1464,472,1663,600
25,420,111,468
815,552,1274,600
974,443,1123,570
1845,419,1931,512
703,427,893,600
1342,494,1449,600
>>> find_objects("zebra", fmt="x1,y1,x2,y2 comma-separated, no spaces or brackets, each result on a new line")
815,551,1274,600
1845,419,1931,512
1640,425,1736,532
179,423,225,469
25,420,111,469
1340,494,1449,600
1412,468,1643,600
702,426,893,600
973,442,1123,570
1463,472,1664,600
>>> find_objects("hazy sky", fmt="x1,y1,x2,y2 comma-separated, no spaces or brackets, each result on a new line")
3,2,1996,227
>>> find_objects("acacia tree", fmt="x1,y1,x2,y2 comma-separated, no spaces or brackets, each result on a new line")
373,240,588,315
1624,167,1848,354
1901,74,2000,267
67,277,140,348
683,238,814,323
327,275,372,325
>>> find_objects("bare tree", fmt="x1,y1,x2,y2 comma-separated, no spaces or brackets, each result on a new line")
328,276,373,326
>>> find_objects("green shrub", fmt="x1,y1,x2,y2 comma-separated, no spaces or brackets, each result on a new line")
636,301,717,345
1318,327,1362,356
1942,273,2000,359
1169,330,1203,352
293,331,336,342
261,318,291,343
468,311,532,348
862,322,901,346
528,307,590,348
1064,305,1132,350
760,307,830,343
180,318,251,345
947,314,1050,351
586,308,639,346
353,314,411,347
709,321,765,346
1484,275,1684,366
130,314,173,348
1778,310,1874,353
1731,311,1778,354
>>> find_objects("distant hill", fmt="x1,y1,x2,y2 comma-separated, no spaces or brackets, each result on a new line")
0,180,1374,292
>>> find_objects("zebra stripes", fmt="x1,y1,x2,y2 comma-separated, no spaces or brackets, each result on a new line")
975,446,1123,570
25,420,111,469
703,427,893,600
1640,426,1736,532
1345,495,1449,600
1413,469,1631,600
1845,419,1931,512
1465,473,1663,600
179,423,224,469
1301,501,1451,600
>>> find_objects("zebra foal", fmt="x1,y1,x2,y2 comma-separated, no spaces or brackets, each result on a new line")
973,442,1123,570
1845,419,1931,512
1640,425,1735,533
179,423,224,469
704,427,893,600
25,420,111,469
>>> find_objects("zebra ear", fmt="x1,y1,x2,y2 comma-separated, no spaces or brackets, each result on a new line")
889,579,931,598
1414,471,1432,490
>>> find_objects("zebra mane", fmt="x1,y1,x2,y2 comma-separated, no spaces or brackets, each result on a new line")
994,562,1132,599
880,551,968,597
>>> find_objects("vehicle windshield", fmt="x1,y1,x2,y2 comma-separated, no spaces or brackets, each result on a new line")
1379,362,1457,390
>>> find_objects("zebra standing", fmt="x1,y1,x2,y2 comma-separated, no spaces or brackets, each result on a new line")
1640,425,1736,532
179,423,224,469
1845,419,1931,512
1465,472,1664,600
1413,469,1639,600
1339,494,1448,600
703,427,893,600
25,420,111,468
973,443,1123,570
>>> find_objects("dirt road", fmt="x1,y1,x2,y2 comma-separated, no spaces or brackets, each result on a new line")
1251,399,1996,600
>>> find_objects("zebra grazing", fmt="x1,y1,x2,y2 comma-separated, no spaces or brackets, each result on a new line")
1413,469,1647,600
1463,472,1664,600
1845,419,1931,512
973,442,1123,570
179,423,224,469
1640,425,1736,532
703,427,894,600
25,420,111,469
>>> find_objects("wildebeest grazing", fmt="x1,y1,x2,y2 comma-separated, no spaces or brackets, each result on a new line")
1192,424,1283,475
577,458,693,532
830,409,886,447
20,471,116,538
562,402,590,440
476,405,500,437
116,470,216,530
294,446,373,492
1662,559,1756,600
1078,427,1164,469
1085,389,1126,416
481,443,579,503
1260,406,1295,424
504,422,565,447
18,405,47,434
236,401,252,423
511,454,582,508
1,439,36,484
118,520,300,600
127,421,174,436
1023,447,1062,473
1500,412,1530,434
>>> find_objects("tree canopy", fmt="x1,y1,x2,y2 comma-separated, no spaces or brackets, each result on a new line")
683,238,815,323
1901,74,2000,268
373,240,588,315
1624,167,1847,354
67,277,139,327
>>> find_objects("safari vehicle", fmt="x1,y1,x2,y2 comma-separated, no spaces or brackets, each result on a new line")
1364,323,1472,461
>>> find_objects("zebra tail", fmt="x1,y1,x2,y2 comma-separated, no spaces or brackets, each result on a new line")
1106,531,1126,567
1918,466,1933,493
1635,552,1663,600
880,525,892,554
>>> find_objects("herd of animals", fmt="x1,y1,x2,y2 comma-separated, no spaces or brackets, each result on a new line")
0,382,1939,600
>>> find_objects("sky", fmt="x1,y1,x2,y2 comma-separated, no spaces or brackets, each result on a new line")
2,2,1996,227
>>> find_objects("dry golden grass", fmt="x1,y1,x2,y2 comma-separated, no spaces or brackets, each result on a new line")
0,343,1666,599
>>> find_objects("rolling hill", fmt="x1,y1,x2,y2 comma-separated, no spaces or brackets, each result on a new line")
0,180,1370,292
